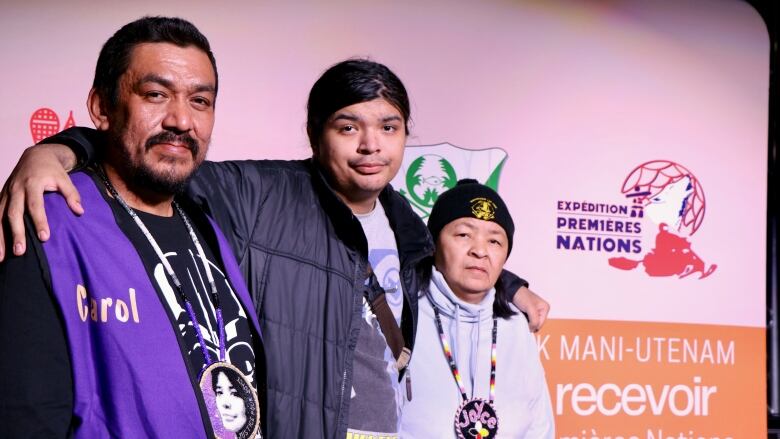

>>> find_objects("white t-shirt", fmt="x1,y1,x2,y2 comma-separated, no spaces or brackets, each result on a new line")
346,202,405,438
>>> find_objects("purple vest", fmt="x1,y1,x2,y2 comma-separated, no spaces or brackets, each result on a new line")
41,172,262,438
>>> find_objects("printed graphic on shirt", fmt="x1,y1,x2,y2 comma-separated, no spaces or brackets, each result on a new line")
153,248,257,386
369,248,402,323
348,204,403,436
347,297,401,435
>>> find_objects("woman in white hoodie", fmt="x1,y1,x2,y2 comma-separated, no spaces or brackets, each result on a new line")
400,179,554,439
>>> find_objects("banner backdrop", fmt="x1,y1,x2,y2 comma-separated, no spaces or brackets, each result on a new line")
1,0,769,437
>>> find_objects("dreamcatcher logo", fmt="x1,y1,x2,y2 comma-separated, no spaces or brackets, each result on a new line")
609,160,716,279
557,160,716,279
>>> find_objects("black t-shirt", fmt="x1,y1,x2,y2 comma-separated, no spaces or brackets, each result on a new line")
114,200,258,388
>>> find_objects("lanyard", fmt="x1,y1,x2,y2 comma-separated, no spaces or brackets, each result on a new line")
97,167,226,365
432,305,497,403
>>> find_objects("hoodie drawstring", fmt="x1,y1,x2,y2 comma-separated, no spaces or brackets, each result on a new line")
470,308,482,396
450,303,484,398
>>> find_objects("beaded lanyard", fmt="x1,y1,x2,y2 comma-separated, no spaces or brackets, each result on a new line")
432,305,497,403
97,167,226,365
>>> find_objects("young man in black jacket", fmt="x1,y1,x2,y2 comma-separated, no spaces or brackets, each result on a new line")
0,58,548,438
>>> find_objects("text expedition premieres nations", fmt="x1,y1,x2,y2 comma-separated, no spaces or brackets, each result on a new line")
556,201,642,254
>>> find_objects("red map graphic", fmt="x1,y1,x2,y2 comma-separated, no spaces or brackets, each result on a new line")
609,224,717,279
29,108,75,143
609,160,716,279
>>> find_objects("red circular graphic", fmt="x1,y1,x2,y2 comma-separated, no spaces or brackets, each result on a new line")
620,160,706,235
30,108,61,143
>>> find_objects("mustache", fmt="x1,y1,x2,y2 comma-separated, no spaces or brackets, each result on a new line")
348,157,390,167
145,131,199,158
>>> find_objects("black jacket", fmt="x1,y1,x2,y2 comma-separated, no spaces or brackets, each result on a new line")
48,127,527,438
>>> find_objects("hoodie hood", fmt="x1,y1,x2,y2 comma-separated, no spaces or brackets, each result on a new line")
425,267,496,399
427,267,495,323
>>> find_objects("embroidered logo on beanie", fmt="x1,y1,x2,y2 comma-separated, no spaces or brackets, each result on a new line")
470,197,497,221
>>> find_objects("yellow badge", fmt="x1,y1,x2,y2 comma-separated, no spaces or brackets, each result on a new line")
470,197,497,221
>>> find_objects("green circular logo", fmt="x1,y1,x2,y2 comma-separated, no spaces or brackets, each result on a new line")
405,154,458,213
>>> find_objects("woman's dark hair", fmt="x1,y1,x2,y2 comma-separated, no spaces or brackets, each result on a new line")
418,258,517,319
93,16,218,110
306,59,410,149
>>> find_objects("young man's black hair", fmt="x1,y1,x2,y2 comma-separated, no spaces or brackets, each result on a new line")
306,58,411,151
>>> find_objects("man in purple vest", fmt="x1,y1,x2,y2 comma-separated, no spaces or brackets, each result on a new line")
0,17,264,438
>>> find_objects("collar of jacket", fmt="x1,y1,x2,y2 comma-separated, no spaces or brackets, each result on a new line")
307,159,434,269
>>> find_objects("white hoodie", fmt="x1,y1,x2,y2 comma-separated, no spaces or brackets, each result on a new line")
400,268,554,438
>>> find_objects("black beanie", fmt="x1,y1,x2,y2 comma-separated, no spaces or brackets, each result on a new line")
427,179,515,255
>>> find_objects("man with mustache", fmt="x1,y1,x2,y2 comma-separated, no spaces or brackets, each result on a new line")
0,59,549,437
0,17,264,438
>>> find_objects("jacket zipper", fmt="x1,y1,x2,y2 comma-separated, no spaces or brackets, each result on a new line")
338,259,365,435
339,368,349,407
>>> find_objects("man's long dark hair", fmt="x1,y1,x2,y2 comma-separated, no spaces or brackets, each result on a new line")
306,59,411,151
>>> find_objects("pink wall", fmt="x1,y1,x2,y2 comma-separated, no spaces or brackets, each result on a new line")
1,0,770,434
